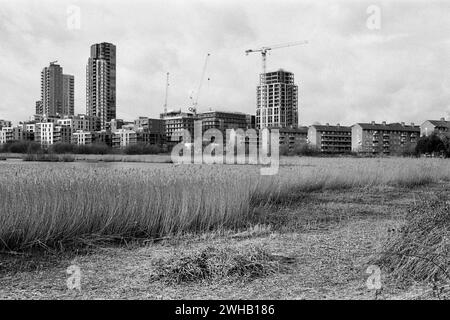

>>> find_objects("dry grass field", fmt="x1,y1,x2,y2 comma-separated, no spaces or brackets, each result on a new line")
0,157,449,299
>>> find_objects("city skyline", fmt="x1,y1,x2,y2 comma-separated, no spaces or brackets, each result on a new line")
1,0,450,125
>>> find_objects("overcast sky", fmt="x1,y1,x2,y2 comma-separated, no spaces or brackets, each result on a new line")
1,0,450,125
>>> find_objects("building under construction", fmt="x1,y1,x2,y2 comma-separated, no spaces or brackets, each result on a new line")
256,69,298,129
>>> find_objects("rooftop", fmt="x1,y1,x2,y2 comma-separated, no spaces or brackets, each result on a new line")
355,122,420,132
427,119,450,128
310,124,351,131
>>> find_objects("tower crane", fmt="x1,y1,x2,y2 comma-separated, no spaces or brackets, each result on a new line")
189,53,210,115
163,72,169,114
245,40,308,85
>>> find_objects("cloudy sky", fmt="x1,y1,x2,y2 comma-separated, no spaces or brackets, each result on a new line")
1,0,450,125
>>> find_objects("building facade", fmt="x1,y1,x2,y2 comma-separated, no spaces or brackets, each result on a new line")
420,118,450,137
22,123,36,141
40,62,63,116
160,110,195,143
112,129,137,148
197,111,251,133
86,42,117,130
35,122,58,147
39,62,74,117
0,120,12,130
0,127,19,144
352,122,420,155
308,124,352,153
35,101,43,115
279,126,308,150
57,114,99,132
62,74,75,116
256,69,298,129
72,130,93,145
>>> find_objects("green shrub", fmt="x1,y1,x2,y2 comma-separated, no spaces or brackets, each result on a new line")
23,153,60,162
1,141,42,154
416,133,449,157
75,143,112,155
49,143,76,154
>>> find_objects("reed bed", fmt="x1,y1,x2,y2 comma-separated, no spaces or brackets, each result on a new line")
377,196,450,285
0,157,449,250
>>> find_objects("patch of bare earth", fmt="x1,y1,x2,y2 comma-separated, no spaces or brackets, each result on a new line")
1,183,448,299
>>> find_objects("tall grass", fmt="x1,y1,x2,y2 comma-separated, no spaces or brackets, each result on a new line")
0,158,449,250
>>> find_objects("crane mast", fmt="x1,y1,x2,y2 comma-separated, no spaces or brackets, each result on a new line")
189,53,210,115
163,72,169,114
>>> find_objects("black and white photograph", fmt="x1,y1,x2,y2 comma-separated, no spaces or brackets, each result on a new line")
0,0,449,309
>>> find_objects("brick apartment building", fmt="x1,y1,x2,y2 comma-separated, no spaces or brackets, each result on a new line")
352,122,420,155
420,117,450,137
308,124,352,153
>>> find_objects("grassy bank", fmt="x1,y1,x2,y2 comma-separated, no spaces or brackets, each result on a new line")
0,158,449,251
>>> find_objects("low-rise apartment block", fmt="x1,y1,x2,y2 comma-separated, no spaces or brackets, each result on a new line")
197,111,251,133
93,130,112,146
57,114,99,132
278,126,308,150
0,120,12,130
0,126,23,144
420,118,450,137
160,110,195,143
308,124,352,153
22,123,36,141
112,129,137,148
352,122,420,155
72,130,93,145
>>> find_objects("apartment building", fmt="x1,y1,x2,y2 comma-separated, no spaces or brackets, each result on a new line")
420,118,450,137
0,126,23,144
134,117,165,134
0,120,12,129
160,110,195,143
308,124,352,153
256,69,298,129
86,42,117,130
352,122,420,155
112,129,137,148
107,119,124,132
0,127,14,144
35,122,58,147
57,114,99,132
35,101,43,115
197,111,252,133
132,117,166,146
0,128,9,144
72,130,93,145
93,130,112,146
279,126,308,150
246,114,256,129
22,123,36,141
62,74,75,116
135,131,165,146
39,62,74,117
